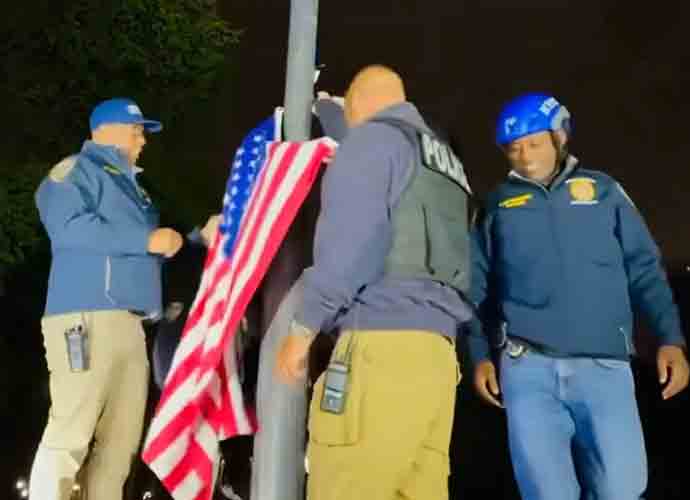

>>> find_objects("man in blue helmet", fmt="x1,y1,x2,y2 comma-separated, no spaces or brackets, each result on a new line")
469,93,689,499
29,98,183,500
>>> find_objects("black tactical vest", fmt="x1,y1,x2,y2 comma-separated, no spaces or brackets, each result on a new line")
372,118,472,292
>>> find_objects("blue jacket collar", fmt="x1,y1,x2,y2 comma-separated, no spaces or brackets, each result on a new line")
81,140,135,176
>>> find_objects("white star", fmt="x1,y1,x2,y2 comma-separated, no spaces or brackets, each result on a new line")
225,216,232,225
249,160,256,167
229,202,236,211
245,188,252,195
231,187,238,196
248,173,255,181
253,135,263,142
234,160,242,167
232,173,241,181
237,148,245,155
223,193,230,204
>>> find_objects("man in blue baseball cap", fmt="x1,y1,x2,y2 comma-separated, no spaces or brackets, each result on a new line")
468,92,689,499
29,97,182,500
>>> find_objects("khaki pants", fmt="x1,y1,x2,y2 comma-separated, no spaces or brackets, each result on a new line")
29,310,149,500
307,330,460,500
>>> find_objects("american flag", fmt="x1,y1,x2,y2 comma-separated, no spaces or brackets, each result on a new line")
142,107,336,500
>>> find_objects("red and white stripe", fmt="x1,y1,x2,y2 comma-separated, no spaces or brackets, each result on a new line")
142,138,336,500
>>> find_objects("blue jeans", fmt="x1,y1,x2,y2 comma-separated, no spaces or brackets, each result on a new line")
500,345,647,500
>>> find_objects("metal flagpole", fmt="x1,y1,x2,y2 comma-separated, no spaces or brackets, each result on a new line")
250,2,319,500
283,0,319,141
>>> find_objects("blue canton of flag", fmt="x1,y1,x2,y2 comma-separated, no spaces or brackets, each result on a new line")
221,108,283,257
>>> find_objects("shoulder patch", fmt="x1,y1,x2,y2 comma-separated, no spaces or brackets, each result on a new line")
566,177,598,205
48,156,78,182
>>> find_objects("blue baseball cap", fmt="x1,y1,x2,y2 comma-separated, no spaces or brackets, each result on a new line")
89,98,162,133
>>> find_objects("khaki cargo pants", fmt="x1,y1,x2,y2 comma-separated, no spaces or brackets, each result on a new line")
307,330,460,500
29,310,149,500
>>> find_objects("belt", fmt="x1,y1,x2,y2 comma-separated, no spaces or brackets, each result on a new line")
504,337,567,359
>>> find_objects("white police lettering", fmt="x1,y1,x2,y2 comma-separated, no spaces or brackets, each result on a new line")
445,148,460,178
127,104,143,116
419,132,471,192
434,140,449,174
421,133,435,167
539,98,558,115
450,153,472,194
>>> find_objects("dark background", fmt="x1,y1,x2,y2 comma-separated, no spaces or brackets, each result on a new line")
2,1,690,499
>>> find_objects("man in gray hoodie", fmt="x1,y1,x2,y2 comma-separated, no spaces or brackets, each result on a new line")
275,65,473,500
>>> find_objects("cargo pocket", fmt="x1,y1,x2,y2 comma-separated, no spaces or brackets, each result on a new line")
308,342,365,446
399,445,450,499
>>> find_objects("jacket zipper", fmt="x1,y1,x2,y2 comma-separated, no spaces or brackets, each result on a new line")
508,173,563,299
105,257,116,304
619,326,633,356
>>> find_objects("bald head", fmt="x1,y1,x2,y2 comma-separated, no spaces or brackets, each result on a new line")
345,65,406,127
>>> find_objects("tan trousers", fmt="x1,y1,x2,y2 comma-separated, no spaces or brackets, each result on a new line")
29,310,149,500
307,330,460,500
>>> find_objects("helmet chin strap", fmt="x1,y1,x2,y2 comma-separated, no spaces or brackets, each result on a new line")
540,132,568,186
550,131,569,167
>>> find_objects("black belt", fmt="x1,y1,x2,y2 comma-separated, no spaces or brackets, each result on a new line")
505,337,568,359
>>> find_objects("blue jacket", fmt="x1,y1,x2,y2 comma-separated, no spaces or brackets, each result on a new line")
295,102,474,338
36,141,162,317
468,157,685,363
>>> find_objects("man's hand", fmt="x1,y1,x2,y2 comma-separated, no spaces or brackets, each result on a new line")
657,345,690,400
474,360,503,408
275,324,316,384
316,91,345,108
200,214,222,247
148,228,183,257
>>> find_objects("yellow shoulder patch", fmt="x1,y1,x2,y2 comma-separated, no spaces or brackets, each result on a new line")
566,177,597,203
48,156,78,182
499,193,533,208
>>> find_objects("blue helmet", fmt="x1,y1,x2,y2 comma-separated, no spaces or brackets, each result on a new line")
495,93,571,146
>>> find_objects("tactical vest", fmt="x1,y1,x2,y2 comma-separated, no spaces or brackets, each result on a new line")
373,118,472,292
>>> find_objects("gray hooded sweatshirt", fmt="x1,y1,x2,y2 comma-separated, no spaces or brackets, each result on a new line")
295,102,473,338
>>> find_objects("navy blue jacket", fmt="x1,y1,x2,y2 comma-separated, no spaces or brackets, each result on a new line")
468,157,685,363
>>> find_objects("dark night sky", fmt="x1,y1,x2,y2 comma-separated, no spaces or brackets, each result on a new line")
217,0,690,263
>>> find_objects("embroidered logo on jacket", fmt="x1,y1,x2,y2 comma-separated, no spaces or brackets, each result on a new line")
499,193,533,208
566,178,598,205
103,165,122,176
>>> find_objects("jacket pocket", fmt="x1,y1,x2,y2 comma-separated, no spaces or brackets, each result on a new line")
105,255,161,310
593,358,630,369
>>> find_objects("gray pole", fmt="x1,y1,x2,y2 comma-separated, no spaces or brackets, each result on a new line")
283,0,319,140
250,2,319,500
